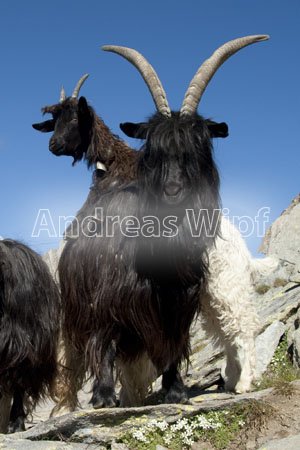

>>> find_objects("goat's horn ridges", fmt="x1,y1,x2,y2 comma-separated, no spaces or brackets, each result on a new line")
102,45,171,118
180,34,270,116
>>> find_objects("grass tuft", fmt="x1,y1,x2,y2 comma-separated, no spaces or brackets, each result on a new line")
255,333,300,393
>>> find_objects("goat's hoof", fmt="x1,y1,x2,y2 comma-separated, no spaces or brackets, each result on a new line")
7,418,25,433
90,389,117,409
92,395,117,409
164,388,189,404
234,380,252,394
224,377,252,394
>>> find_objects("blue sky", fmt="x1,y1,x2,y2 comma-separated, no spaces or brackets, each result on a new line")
0,0,299,256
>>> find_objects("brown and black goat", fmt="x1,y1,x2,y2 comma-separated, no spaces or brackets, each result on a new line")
33,75,138,238
33,75,139,411
0,240,60,432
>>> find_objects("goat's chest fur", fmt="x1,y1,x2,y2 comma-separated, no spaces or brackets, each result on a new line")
59,185,208,371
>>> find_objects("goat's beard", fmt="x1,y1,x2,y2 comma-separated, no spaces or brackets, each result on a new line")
136,186,221,287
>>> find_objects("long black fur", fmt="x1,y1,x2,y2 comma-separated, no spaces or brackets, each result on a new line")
58,111,222,402
0,240,60,431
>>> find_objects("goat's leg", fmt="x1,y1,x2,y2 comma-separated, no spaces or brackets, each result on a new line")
119,353,157,407
0,392,12,433
201,293,257,394
89,344,117,409
51,339,85,416
7,389,25,433
223,337,256,393
162,363,188,404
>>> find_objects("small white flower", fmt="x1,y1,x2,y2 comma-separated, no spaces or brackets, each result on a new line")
176,418,189,430
132,429,149,443
163,432,173,445
194,415,213,430
182,436,195,446
154,420,169,431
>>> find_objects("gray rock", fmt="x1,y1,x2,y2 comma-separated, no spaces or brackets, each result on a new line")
253,282,300,331
291,328,300,368
258,433,300,450
260,194,300,277
111,444,130,450
10,386,275,445
255,321,286,378
185,334,224,390
0,437,100,449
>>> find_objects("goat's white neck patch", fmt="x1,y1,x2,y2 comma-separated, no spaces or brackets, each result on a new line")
96,162,107,171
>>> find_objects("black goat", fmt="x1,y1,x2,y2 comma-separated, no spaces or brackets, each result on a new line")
0,239,60,432
32,35,268,411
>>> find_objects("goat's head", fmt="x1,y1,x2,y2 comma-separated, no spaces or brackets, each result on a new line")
121,112,227,206
103,35,268,207
32,75,96,164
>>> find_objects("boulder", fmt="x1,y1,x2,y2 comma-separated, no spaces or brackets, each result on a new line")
260,193,300,278
255,321,286,378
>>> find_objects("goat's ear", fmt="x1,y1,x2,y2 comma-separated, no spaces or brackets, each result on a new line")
78,97,93,127
32,119,55,133
206,120,229,138
120,122,148,139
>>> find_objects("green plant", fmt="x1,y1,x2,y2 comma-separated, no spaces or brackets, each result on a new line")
273,278,289,288
255,333,300,392
119,407,249,450
255,284,271,295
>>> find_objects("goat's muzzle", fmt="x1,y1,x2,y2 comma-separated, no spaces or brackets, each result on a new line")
49,137,64,155
164,182,182,197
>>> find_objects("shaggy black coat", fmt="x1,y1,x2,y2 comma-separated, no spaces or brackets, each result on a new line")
0,239,60,431
59,112,221,376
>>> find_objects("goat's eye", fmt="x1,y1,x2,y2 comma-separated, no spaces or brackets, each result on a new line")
71,118,78,124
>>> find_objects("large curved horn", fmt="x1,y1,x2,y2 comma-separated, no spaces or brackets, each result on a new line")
102,45,171,118
71,73,89,98
59,86,66,103
180,35,269,116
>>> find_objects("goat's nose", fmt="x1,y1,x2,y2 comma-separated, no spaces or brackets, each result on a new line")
164,182,181,196
49,137,62,152
49,138,56,149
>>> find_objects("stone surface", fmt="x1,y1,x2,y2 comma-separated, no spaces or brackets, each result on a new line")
260,193,300,277
258,433,300,450
9,387,274,445
291,327,300,368
111,444,130,450
0,437,100,449
255,321,286,378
